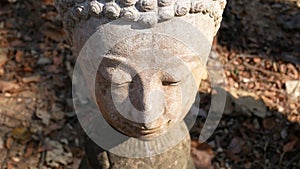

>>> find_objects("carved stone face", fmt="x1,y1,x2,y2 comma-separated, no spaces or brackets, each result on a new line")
95,34,205,139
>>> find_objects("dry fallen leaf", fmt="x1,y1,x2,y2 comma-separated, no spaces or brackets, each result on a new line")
0,136,4,149
286,80,300,102
0,80,20,93
11,127,31,142
10,39,25,47
53,56,63,66
43,0,54,5
6,137,14,149
227,137,244,154
283,139,298,153
15,50,23,63
24,141,35,158
225,151,241,163
35,109,51,126
43,121,65,136
7,161,14,169
22,75,41,83
40,22,66,42
191,140,214,169
0,48,8,67
51,111,65,121
45,138,73,167
263,117,276,130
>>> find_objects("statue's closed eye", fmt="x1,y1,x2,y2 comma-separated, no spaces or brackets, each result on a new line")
162,81,180,86
162,75,181,86
109,68,132,86
102,67,186,87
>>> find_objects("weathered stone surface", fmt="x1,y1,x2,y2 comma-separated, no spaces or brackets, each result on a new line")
80,134,194,169
55,0,226,168
54,0,226,35
71,12,218,140
93,33,204,139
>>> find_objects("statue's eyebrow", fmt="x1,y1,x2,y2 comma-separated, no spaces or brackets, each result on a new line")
100,55,133,73
103,53,127,62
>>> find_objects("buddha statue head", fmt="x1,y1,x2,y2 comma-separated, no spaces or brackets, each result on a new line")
55,0,226,140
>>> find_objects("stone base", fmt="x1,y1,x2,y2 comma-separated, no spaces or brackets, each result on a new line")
79,135,195,169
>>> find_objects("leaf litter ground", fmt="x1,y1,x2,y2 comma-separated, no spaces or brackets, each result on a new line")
0,0,299,169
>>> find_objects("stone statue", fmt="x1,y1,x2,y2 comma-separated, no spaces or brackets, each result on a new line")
54,0,226,168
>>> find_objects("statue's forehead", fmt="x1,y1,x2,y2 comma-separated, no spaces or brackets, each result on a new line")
105,33,198,56
104,47,200,63
100,34,204,71
100,55,195,82
101,51,202,78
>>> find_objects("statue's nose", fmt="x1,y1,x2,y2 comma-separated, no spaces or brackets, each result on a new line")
129,72,165,124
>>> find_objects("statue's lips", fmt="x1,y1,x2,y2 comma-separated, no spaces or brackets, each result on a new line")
140,126,164,134
137,123,170,138
121,112,170,136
